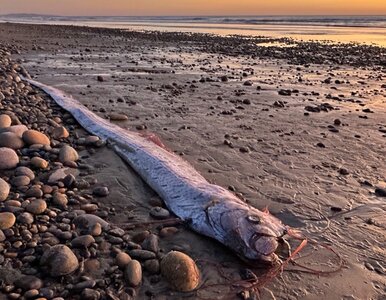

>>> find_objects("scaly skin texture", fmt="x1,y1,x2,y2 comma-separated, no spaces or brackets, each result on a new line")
25,77,287,263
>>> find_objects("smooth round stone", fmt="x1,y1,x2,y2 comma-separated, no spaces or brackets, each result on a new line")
124,260,142,287
30,157,48,169
15,166,35,180
17,212,34,225
160,251,200,292
71,235,95,248
73,214,110,232
22,130,50,146
141,234,159,253
26,186,43,198
0,212,16,229
0,177,10,201
109,113,128,121
0,132,24,149
14,275,43,290
40,244,79,277
116,252,132,268
52,192,68,208
11,175,31,187
52,126,69,139
149,206,170,219
0,147,19,170
144,259,160,274
2,125,28,138
128,249,156,260
92,186,109,197
58,145,79,163
26,199,47,215
0,114,11,128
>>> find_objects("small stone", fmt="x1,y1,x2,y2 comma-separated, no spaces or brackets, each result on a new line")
90,223,102,236
129,249,156,260
0,132,24,149
40,245,79,277
0,178,10,201
125,260,142,287
15,166,35,180
239,146,250,153
22,130,50,146
375,187,386,197
92,186,109,197
141,234,159,253
52,126,69,139
14,275,43,290
53,192,68,208
71,235,95,248
30,157,49,169
160,251,200,292
26,199,47,215
97,75,104,82
17,212,34,225
339,168,349,175
243,80,253,86
58,145,79,163
149,207,170,219
109,113,128,121
2,125,28,138
0,212,16,229
73,214,110,232
144,259,160,274
11,175,30,187
116,252,132,268
0,114,12,128
0,147,19,169
159,227,179,237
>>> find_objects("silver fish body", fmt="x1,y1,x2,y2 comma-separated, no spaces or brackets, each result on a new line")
25,77,287,262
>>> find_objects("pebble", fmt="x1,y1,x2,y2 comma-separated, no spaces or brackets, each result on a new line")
116,252,132,268
40,244,79,277
2,125,28,137
14,275,43,290
30,157,49,169
149,206,170,219
160,251,200,292
0,147,19,169
26,199,47,215
159,227,179,237
129,249,156,260
375,187,386,197
22,130,50,146
0,212,16,229
17,212,34,225
92,186,109,197
11,175,31,187
109,113,128,121
141,234,159,253
0,177,10,201
15,166,35,180
71,234,95,248
58,145,79,163
0,114,12,128
53,192,68,208
52,126,69,139
124,260,142,287
73,214,110,232
144,259,160,274
0,132,24,149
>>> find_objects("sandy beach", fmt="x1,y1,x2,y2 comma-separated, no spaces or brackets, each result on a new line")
0,22,385,299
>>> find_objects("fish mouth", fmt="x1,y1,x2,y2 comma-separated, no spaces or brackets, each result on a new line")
249,233,280,263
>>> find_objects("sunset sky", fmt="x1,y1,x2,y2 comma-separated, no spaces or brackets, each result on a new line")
1,0,385,16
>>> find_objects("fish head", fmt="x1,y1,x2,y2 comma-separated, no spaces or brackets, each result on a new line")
223,207,287,263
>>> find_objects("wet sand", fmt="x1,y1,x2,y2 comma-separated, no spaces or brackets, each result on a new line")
0,23,385,299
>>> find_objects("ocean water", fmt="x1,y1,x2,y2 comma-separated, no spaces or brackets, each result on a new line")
1,14,385,46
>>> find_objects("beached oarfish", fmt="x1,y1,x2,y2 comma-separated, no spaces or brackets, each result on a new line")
25,77,287,263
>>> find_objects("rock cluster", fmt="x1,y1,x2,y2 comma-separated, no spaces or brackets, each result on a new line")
0,45,199,299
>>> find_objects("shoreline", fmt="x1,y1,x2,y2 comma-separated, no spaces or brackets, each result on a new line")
0,22,385,299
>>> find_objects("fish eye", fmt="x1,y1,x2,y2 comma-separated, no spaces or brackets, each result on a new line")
246,215,260,224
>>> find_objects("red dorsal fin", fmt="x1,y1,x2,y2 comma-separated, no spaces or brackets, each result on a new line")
140,132,170,151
